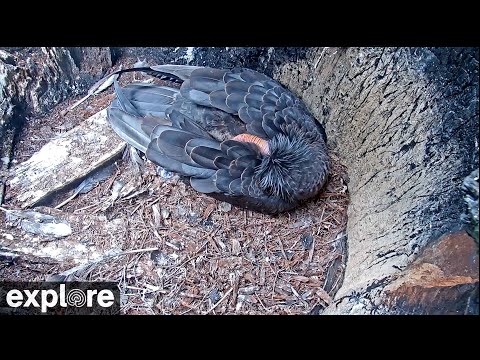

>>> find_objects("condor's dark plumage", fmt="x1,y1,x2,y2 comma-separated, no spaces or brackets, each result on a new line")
106,65,329,214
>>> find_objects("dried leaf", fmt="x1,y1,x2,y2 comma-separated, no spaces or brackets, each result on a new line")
203,203,216,220
316,288,333,305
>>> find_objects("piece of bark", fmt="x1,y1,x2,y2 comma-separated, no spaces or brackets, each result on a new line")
7,109,125,208
0,206,127,266
381,231,479,314
2,208,72,238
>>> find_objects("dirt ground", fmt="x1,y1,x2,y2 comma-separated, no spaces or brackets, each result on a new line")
0,57,350,314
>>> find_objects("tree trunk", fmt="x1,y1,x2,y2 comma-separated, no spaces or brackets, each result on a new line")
1,47,111,140
273,47,478,314
1,47,112,204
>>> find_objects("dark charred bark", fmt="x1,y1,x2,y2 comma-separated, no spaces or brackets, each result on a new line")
0,47,112,204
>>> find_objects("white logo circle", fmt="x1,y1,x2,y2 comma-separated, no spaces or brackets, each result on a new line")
66,289,87,307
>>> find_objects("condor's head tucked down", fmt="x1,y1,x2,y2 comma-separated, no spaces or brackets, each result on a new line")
106,64,330,214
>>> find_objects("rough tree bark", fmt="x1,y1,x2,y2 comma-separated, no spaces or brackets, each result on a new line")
0,47,112,203
1,47,111,128
273,47,478,314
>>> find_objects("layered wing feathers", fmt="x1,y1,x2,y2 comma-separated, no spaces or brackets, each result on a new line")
106,65,326,214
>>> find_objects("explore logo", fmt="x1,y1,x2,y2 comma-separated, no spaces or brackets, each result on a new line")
0,282,120,315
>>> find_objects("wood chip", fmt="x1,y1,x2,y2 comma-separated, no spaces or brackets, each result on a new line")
244,272,256,284
259,266,266,286
238,285,259,295
231,238,241,255
316,288,333,305
203,203,216,220
217,202,232,213
218,256,243,268
152,204,161,227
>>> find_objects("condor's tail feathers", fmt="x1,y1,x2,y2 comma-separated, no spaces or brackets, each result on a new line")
104,64,201,85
